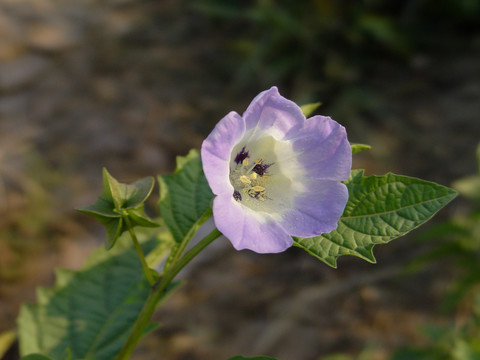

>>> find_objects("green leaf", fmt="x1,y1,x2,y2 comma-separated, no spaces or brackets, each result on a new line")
17,233,173,360
300,102,321,117
294,170,458,268
350,143,372,154
144,225,176,267
99,216,124,250
77,196,119,218
228,356,278,360
158,149,214,243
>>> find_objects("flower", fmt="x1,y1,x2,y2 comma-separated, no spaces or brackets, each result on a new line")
201,87,352,253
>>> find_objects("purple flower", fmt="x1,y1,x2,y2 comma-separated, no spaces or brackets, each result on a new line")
201,87,352,253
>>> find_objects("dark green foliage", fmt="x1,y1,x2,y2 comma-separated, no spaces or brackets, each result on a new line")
390,297,480,360
17,236,168,360
158,149,214,244
195,0,480,93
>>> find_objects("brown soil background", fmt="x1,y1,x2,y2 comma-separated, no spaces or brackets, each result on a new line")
1,1,479,359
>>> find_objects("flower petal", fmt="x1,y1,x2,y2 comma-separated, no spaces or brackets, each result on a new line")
213,193,293,253
288,115,352,181
201,111,245,195
202,87,353,254
242,86,304,140
280,180,348,237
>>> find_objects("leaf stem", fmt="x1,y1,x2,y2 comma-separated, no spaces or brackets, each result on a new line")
114,227,222,360
123,216,156,286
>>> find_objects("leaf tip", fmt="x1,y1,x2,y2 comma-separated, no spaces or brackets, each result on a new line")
300,102,322,117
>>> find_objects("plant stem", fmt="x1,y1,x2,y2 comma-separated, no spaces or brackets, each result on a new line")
124,216,156,286
162,221,199,273
114,228,222,360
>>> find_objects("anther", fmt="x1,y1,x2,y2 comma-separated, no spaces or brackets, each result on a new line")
234,146,249,164
233,190,242,201
252,185,265,192
252,163,270,176
240,175,251,184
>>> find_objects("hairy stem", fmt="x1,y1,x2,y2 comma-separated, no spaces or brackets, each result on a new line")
114,228,222,360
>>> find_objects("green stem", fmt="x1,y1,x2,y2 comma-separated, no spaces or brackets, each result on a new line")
114,228,222,360
162,221,198,273
124,216,156,286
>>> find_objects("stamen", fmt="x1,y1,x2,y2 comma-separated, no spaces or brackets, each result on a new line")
248,188,266,201
234,146,249,164
242,158,249,166
240,175,251,184
252,185,265,192
249,172,258,180
233,190,242,202
252,163,271,176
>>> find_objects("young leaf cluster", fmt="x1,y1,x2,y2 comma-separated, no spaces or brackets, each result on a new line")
77,168,157,249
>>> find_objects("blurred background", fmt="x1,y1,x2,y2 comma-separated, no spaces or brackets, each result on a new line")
1,0,480,359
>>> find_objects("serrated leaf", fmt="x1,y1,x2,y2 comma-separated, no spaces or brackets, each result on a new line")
351,143,372,154
294,170,458,267
17,234,173,360
158,149,214,243
300,102,322,117
228,356,278,360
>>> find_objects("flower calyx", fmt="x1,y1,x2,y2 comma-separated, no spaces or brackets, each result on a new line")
77,168,158,249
